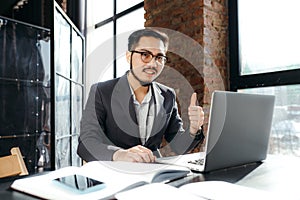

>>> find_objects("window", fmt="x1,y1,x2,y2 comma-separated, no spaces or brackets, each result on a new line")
229,0,300,157
116,8,145,77
85,1,144,96
116,0,143,13
238,0,300,75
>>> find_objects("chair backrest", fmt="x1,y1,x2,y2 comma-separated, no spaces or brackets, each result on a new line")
0,147,28,178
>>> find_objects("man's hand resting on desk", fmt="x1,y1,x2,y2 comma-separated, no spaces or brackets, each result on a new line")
113,145,156,163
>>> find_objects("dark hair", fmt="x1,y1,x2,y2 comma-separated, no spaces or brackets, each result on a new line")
128,28,169,51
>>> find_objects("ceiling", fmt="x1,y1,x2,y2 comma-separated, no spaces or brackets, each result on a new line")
0,0,19,15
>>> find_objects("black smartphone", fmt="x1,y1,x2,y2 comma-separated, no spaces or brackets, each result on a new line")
53,174,106,194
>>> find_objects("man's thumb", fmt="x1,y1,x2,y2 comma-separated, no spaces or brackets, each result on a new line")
190,92,197,106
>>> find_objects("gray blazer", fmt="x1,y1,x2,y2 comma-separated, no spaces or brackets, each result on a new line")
77,74,204,161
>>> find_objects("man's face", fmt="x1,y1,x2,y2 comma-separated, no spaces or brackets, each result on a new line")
126,36,167,84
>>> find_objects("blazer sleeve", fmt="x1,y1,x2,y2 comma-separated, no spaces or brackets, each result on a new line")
77,84,121,162
163,89,204,154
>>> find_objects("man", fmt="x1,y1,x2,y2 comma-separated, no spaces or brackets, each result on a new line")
77,28,204,163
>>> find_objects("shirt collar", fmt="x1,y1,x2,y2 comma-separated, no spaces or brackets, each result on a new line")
127,77,152,105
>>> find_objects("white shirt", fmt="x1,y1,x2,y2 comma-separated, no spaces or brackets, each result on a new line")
130,86,155,145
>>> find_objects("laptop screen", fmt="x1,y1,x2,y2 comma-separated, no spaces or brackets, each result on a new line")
204,91,275,171
156,91,275,173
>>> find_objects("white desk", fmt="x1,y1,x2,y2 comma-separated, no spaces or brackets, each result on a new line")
236,155,300,199
1,155,300,199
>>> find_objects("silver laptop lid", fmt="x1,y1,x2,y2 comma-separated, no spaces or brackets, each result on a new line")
204,91,275,172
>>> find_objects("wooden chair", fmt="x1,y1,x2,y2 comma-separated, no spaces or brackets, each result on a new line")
0,147,29,178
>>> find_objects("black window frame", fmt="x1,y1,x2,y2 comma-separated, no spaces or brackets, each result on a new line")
228,0,300,91
94,1,144,78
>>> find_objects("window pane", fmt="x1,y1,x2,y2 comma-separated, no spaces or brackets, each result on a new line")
238,0,300,75
71,29,83,84
87,22,114,86
71,83,82,167
55,77,70,139
56,137,71,168
238,85,300,157
90,0,113,24
116,0,142,13
116,8,145,77
54,8,71,78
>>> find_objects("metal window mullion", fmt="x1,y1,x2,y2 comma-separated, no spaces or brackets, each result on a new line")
113,0,117,78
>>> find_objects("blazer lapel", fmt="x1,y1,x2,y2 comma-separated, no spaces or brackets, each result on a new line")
110,74,139,138
149,83,168,138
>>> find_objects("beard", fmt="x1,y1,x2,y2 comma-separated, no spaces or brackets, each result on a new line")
130,54,158,87
130,53,159,86
130,67,158,87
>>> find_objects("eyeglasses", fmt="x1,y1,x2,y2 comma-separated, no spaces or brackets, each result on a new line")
130,50,168,65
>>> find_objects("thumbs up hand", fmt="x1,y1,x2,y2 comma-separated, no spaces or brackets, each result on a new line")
188,93,204,135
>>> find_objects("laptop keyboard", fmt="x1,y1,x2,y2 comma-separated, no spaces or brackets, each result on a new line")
188,158,204,165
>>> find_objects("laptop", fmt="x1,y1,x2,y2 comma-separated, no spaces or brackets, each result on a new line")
157,90,275,172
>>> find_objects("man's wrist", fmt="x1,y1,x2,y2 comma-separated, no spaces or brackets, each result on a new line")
112,149,125,161
189,128,205,142
189,127,202,137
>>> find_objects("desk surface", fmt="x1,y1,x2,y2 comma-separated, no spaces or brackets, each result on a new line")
236,155,300,200
1,155,300,200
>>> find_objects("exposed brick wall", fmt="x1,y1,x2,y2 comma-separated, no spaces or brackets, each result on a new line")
144,0,228,152
203,0,229,107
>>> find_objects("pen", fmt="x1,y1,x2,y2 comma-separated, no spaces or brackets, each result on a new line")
156,148,162,158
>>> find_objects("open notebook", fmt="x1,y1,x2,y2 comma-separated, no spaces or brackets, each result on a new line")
157,90,275,172
10,161,191,200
